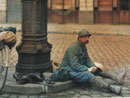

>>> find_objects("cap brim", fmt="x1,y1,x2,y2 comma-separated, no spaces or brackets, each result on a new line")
78,34,91,38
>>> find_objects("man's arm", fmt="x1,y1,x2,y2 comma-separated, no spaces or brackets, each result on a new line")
84,47,95,68
67,47,88,72
86,57,95,68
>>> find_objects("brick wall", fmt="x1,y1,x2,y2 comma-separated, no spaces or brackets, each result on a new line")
0,0,7,23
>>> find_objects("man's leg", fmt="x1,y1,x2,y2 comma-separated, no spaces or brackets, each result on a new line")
91,76,122,94
96,69,126,85
69,71,94,83
70,71,122,94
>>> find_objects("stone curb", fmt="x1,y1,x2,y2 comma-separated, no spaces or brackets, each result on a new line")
5,80,74,94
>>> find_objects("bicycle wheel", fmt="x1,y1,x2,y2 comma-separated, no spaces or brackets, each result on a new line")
0,66,8,94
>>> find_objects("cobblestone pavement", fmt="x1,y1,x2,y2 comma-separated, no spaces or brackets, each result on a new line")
0,33,130,98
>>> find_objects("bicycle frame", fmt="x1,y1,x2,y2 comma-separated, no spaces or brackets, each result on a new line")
0,45,11,94
1,46,11,67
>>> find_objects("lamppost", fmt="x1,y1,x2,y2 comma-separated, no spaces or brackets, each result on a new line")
16,0,52,76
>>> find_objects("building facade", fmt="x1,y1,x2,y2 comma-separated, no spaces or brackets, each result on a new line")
0,0,21,23
0,0,130,24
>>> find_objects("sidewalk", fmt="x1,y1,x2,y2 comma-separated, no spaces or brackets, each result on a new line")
0,23,130,35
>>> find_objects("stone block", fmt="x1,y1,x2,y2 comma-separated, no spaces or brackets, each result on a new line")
5,80,74,94
44,81,74,93
5,82,43,94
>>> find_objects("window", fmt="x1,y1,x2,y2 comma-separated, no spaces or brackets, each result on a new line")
120,0,129,10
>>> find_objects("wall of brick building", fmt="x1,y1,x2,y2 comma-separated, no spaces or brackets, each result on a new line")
0,0,94,24
0,0,7,23
79,0,94,24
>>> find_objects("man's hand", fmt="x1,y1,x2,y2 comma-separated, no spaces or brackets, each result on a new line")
88,67,97,73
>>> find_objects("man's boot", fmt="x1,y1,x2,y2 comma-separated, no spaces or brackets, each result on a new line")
91,76,122,94
98,69,126,85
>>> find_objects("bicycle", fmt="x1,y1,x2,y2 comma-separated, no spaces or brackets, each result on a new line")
0,41,11,94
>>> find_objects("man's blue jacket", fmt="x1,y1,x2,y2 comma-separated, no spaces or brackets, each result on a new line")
57,40,95,82
61,40,94,71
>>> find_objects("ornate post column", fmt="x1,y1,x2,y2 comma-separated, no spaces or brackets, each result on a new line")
16,0,52,76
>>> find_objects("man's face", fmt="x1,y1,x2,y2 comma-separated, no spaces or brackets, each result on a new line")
79,36,90,44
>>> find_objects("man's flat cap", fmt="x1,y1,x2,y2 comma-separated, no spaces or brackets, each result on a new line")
78,29,91,38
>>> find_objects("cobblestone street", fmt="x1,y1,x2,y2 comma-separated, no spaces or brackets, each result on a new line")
0,33,130,98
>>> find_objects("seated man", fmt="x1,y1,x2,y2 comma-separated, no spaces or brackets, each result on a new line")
53,29,126,94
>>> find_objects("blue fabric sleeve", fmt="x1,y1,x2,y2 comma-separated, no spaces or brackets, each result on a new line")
85,52,95,68
67,47,88,72
86,57,95,68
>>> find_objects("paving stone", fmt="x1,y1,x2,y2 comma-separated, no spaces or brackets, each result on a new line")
71,97,79,98
123,82,130,87
80,91,90,95
90,94,103,98
73,94,80,97
9,95,18,98
80,95,92,98
39,96,47,98
122,90,130,94
122,94,130,97
101,92,116,97
122,87,130,91
28,95,39,98
0,96,4,98
111,97,124,98
65,90,75,95
73,89,82,93
57,92,65,96
91,90,102,94
18,95,28,98
1,94,10,97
